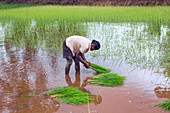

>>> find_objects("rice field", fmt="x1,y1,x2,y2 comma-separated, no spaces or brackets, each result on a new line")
0,4,169,72
0,4,170,113
0,5,169,23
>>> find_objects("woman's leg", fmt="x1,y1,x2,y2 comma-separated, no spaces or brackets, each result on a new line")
65,56,72,75
73,57,80,72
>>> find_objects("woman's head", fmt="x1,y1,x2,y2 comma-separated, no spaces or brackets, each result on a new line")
91,40,100,51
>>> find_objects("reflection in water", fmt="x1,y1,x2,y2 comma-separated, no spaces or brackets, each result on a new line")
0,19,88,112
163,62,170,76
0,42,63,112
86,22,170,71
154,86,170,99
0,20,169,112
1,20,169,71
65,72,102,105
1,19,87,51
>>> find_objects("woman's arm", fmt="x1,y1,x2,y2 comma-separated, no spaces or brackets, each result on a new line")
75,50,89,68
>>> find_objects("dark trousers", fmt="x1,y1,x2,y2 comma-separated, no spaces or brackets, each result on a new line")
63,40,80,74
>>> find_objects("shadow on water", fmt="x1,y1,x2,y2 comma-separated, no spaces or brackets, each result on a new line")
0,19,169,112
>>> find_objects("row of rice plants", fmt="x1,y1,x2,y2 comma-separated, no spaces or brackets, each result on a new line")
0,5,169,24
86,22,169,74
0,3,34,9
1,17,87,52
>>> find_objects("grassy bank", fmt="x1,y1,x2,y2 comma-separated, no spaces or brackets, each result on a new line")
0,4,169,24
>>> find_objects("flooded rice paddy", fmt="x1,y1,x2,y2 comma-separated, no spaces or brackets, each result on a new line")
0,21,169,113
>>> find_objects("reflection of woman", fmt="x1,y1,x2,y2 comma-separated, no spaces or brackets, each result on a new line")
65,72,90,93
65,72,102,105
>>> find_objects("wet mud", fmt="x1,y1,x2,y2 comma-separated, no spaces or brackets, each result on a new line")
0,43,169,113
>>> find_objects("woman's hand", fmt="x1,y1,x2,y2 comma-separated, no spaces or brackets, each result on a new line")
84,63,89,68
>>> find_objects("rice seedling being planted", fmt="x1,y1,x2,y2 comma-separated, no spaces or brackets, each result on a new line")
88,62,111,73
154,100,170,112
89,73,125,87
46,87,93,105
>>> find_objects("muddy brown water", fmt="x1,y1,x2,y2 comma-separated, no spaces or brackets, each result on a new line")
0,42,169,113
0,21,169,113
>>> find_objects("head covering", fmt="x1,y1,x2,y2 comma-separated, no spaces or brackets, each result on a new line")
92,40,100,50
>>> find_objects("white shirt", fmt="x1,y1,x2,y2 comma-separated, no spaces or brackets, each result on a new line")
66,36,91,56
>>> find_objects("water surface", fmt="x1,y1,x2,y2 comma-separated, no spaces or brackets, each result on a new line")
0,21,169,113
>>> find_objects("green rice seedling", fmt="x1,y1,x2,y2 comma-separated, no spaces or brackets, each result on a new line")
89,73,125,87
88,62,111,73
154,100,170,112
23,95,38,97
46,87,93,105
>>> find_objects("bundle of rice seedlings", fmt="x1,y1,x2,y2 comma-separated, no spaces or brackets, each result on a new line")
154,100,170,112
88,62,111,73
89,73,125,87
46,87,93,105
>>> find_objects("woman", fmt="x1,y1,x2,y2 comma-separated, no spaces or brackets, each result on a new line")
63,35,100,75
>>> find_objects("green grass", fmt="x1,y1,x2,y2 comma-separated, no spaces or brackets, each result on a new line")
154,100,170,112
89,73,125,86
46,87,93,105
0,4,169,24
0,3,35,9
88,62,111,73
